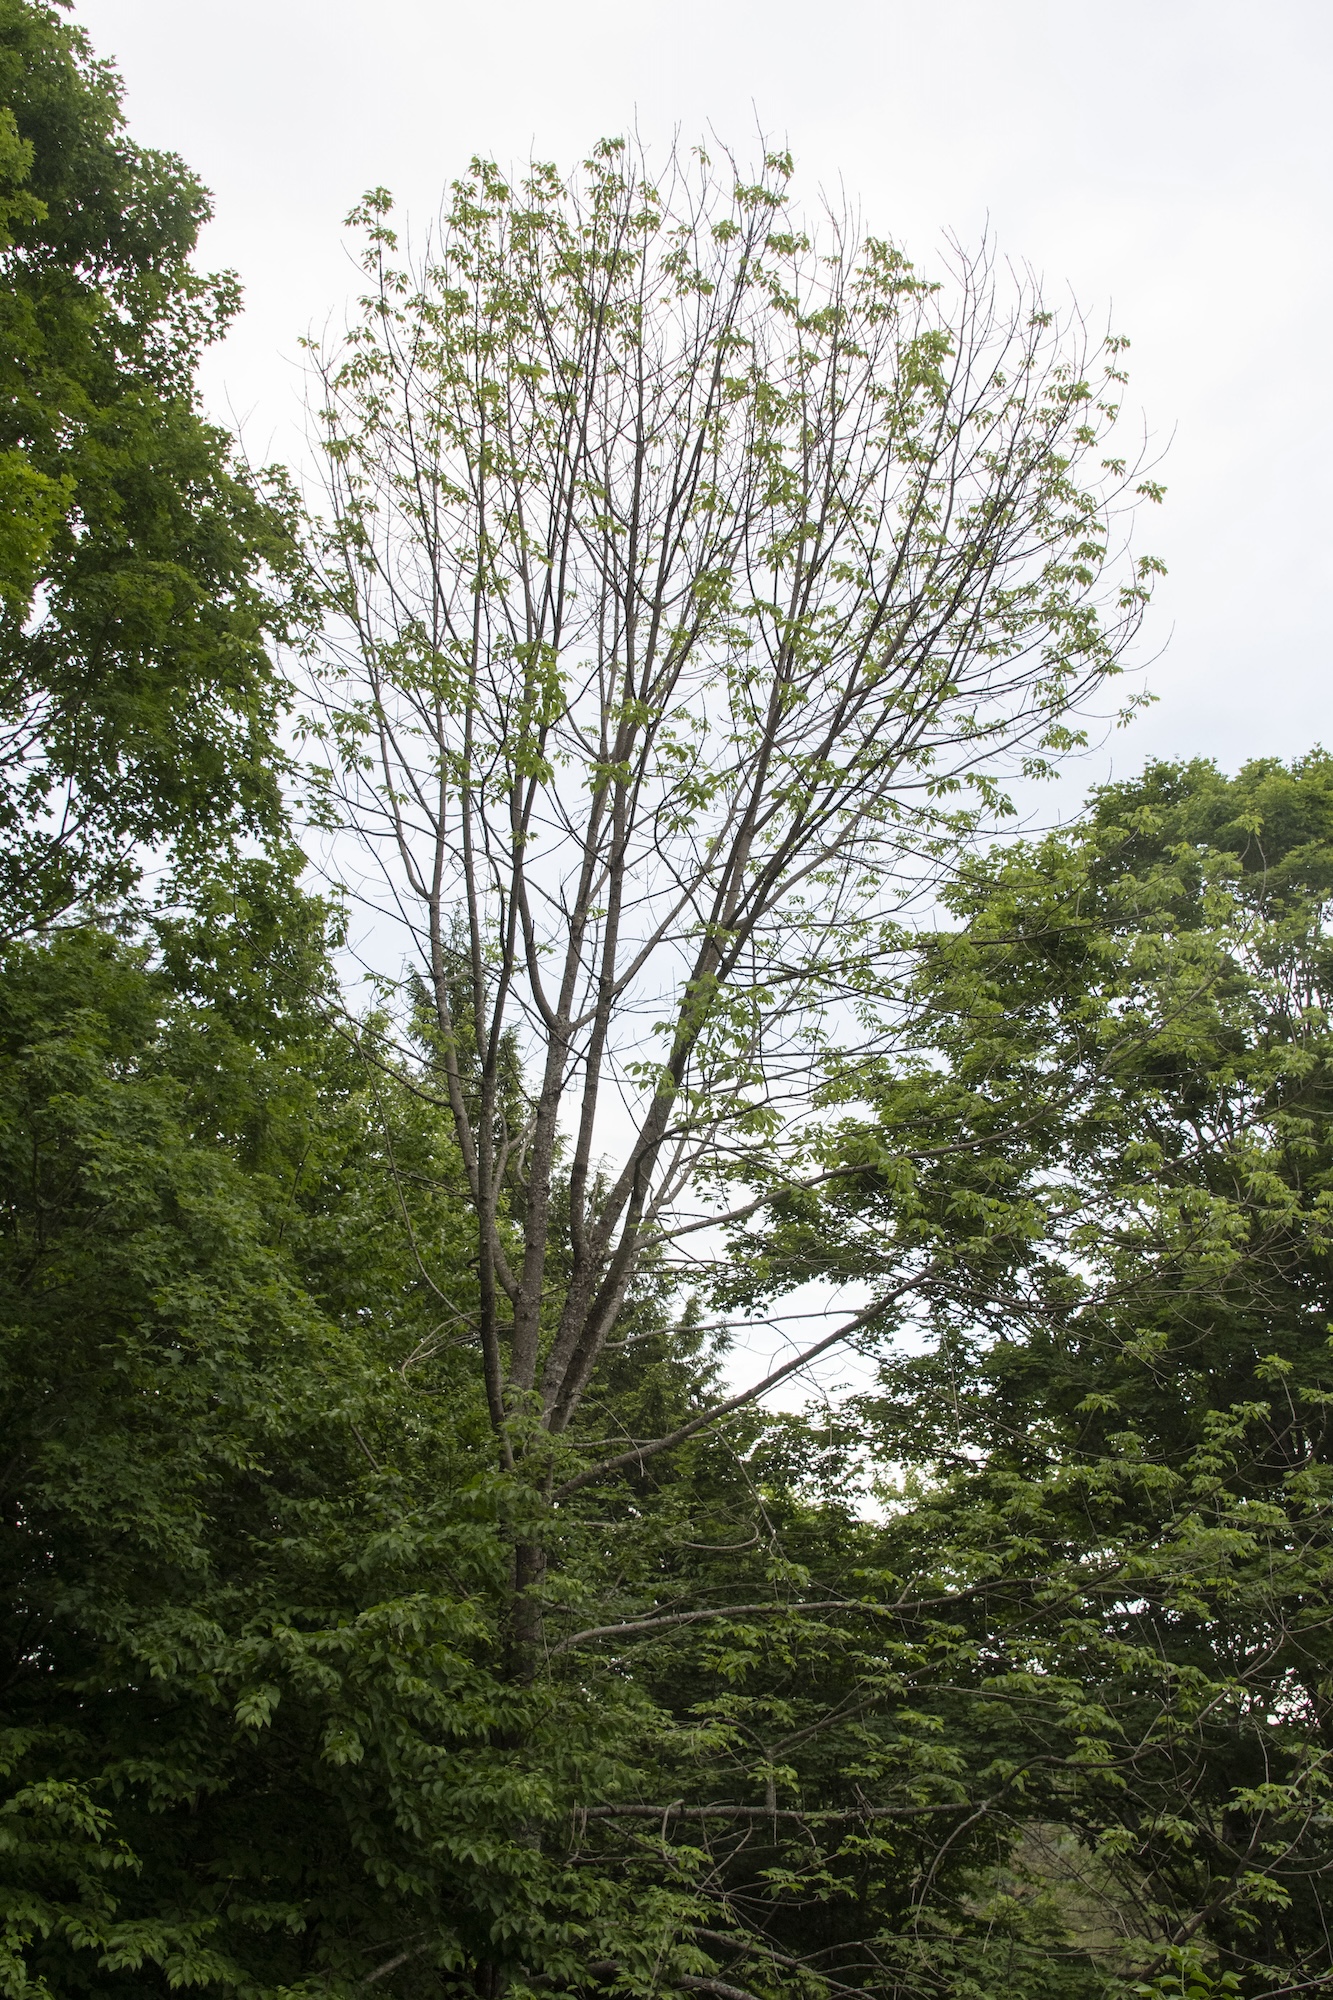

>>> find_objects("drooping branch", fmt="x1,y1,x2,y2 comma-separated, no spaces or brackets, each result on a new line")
552,1267,934,1495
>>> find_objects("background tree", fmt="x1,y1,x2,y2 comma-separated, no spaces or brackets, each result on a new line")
0,0,298,931
713,752,1333,1994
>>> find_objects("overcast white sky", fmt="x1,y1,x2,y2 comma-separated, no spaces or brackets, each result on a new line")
74,0,1333,799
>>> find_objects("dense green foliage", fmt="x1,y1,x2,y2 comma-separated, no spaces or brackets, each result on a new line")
0,0,295,930
7,758,1333,1998
728,752,1333,1989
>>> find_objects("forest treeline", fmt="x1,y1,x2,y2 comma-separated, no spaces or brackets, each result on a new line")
1,5,1331,1997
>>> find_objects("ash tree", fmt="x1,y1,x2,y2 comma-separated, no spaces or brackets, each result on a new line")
303,140,1162,1524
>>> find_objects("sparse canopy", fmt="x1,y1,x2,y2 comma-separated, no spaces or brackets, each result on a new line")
305,139,1162,1458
